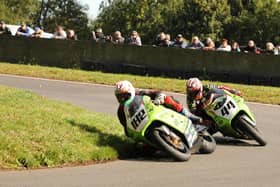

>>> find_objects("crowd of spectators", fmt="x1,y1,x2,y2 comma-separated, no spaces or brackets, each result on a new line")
91,28,280,55
1,20,280,55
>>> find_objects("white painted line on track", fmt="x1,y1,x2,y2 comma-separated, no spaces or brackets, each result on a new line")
1,73,279,108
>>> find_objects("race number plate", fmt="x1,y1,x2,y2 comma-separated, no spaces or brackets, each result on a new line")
213,96,238,120
126,104,149,132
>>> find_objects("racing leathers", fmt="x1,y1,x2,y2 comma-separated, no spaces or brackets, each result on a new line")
187,85,241,133
117,89,202,137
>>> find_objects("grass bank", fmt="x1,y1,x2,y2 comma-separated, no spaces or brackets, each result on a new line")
0,85,133,169
0,62,279,105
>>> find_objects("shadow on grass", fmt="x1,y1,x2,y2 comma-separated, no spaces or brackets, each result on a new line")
68,119,156,159
214,136,259,147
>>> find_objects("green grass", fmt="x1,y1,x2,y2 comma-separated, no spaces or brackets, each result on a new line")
0,62,279,105
0,85,134,169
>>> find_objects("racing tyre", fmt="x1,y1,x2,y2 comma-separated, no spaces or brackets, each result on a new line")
198,131,216,154
152,126,191,161
236,114,267,146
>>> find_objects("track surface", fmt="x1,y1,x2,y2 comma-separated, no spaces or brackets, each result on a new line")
0,74,279,187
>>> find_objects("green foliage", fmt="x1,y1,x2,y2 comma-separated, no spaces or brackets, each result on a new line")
0,0,39,24
36,0,91,39
95,0,280,45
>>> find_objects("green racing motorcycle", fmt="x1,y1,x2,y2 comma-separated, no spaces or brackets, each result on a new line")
203,90,266,146
123,95,216,161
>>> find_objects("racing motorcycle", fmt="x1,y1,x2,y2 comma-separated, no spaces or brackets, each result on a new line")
203,90,266,146
124,95,216,161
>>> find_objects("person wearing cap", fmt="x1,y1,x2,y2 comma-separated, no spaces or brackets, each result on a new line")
172,34,188,48
16,23,33,37
32,27,44,38
0,21,12,36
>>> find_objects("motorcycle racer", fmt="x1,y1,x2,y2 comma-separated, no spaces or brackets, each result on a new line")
115,80,202,136
186,77,242,133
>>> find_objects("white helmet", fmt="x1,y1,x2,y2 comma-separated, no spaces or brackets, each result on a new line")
115,80,135,104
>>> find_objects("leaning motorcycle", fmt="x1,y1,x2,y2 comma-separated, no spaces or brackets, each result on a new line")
203,90,266,146
124,95,216,161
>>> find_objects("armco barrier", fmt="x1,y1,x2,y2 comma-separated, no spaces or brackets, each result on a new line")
0,36,280,86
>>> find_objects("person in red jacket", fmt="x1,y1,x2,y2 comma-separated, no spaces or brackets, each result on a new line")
115,80,202,136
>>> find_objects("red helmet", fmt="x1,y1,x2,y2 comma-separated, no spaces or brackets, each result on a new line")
186,78,203,100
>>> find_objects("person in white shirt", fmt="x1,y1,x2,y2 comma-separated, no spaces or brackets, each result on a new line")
217,38,231,52
53,25,67,39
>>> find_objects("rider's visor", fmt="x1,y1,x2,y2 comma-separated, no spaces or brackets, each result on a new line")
116,92,131,104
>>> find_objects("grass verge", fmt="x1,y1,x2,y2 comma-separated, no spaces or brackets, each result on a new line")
0,62,279,105
0,85,133,169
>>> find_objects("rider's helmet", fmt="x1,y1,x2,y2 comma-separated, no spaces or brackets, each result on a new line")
115,80,135,105
186,78,203,100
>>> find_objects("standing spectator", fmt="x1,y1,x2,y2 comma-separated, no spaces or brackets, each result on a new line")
16,23,33,37
66,29,78,40
92,28,105,43
231,42,241,52
187,36,204,49
53,25,67,39
265,42,276,55
127,30,142,46
217,38,231,52
0,21,12,36
243,40,261,54
154,32,169,47
172,34,187,48
32,27,44,38
203,37,215,51
112,31,125,44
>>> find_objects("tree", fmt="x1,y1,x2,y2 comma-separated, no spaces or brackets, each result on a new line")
0,0,39,25
36,0,90,39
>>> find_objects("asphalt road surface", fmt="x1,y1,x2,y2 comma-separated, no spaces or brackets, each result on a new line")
0,74,279,187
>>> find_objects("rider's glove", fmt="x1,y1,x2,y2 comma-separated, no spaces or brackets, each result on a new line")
153,93,166,105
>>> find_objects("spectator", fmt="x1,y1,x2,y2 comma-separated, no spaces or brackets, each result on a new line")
127,30,142,46
231,41,241,52
92,28,105,43
203,37,215,51
264,42,276,55
112,31,125,44
165,34,173,46
187,36,204,49
154,32,170,47
66,29,78,40
217,38,231,52
16,23,33,37
275,45,280,55
172,34,187,48
32,27,44,38
243,40,261,54
53,25,67,39
0,21,12,36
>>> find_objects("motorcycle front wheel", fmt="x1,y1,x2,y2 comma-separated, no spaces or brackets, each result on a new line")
234,114,267,146
152,126,191,161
